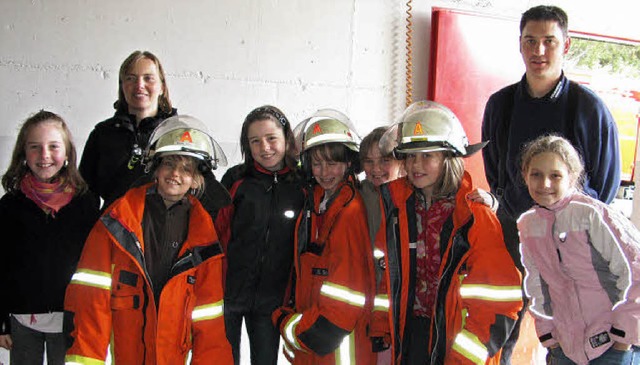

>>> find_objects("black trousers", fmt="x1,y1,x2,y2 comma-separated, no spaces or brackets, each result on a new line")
224,308,280,365
401,315,431,365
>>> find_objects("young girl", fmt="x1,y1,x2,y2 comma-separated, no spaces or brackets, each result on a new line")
64,115,233,364
373,101,522,364
215,105,305,365
518,135,640,365
359,126,404,240
0,110,100,365
271,110,375,364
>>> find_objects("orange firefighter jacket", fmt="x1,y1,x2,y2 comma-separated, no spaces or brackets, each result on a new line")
371,173,522,365
275,181,375,364
64,183,233,365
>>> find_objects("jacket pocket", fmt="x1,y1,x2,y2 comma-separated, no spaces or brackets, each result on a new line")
300,252,328,307
111,294,140,310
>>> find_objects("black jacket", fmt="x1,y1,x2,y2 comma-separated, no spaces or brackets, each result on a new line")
0,190,100,334
217,163,305,313
79,108,177,209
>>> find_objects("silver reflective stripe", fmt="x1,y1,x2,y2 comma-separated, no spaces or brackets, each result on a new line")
373,295,390,312
460,284,522,301
284,313,303,351
452,330,487,365
337,332,355,364
192,300,224,322
64,354,105,365
306,133,354,146
320,283,365,307
283,341,295,359
70,270,112,290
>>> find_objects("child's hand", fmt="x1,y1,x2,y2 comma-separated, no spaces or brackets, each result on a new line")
0,334,12,350
467,188,498,212
613,342,632,351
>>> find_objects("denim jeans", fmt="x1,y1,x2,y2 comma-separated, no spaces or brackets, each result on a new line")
547,345,640,365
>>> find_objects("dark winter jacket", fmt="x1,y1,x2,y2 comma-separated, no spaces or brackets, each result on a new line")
482,74,620,219
0,190,100,334
216,163,305,313
79,108,177,209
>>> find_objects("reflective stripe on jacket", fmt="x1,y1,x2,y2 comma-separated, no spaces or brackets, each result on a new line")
64,183,232,365
279,181,375,364
376,172,522,364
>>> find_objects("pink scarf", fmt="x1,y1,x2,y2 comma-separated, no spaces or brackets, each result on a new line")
20,173,75,216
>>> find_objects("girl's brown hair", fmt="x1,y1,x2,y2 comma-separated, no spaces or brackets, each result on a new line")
2,110,87,194
153,155,205,198
431,152,464,200
239,105,298,170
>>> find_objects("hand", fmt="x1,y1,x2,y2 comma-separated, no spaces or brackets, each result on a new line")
613,341,632,351
272,307,295,330
467,188,498,212
0,334,12,350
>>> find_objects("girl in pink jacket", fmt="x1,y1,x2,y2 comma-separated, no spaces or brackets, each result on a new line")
517,135,640,364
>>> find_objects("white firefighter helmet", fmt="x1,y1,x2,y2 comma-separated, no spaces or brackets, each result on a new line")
380,100,487,157
146,115,228,171
293,109,361,154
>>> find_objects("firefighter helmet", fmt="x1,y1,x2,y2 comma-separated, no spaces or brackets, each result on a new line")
145,115,228,171
380,100,487,157
293,109,361,154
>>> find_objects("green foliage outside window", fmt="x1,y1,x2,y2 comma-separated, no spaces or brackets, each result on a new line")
567,37,640,78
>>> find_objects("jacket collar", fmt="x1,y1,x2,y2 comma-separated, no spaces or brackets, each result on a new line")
253,161,291,176
104,182,215,258
533,189,577,214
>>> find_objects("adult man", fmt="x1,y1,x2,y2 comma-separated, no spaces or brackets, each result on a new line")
481,5,621,364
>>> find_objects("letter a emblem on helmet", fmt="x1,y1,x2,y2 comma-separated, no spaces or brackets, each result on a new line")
413,121,424,136
179,131,193,143
312,123,322,135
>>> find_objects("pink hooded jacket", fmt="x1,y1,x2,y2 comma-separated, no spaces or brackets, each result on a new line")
517,191,640,364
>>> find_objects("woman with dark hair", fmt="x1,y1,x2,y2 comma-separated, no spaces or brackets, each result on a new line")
79,50,176,209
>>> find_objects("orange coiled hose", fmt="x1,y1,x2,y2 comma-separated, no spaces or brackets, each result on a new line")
405,0,413,107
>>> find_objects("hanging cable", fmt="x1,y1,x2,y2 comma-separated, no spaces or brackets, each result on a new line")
405,0,413,107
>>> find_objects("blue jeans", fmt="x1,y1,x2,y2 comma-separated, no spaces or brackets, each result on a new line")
547,345,640,364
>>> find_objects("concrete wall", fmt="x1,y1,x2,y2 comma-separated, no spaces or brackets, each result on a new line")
0,0,639,363
1,0,638,184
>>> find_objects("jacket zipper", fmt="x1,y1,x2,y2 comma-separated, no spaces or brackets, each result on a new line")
431,218,469,364
134,239,151,364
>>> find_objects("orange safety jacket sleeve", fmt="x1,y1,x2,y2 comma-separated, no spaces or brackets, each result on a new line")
368,236,391,344
279,195,374,357
447,203,523,365
64,220,116,363
189,243,233,364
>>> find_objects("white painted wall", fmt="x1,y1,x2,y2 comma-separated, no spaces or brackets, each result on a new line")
1,0,639,364
1,0,638,183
